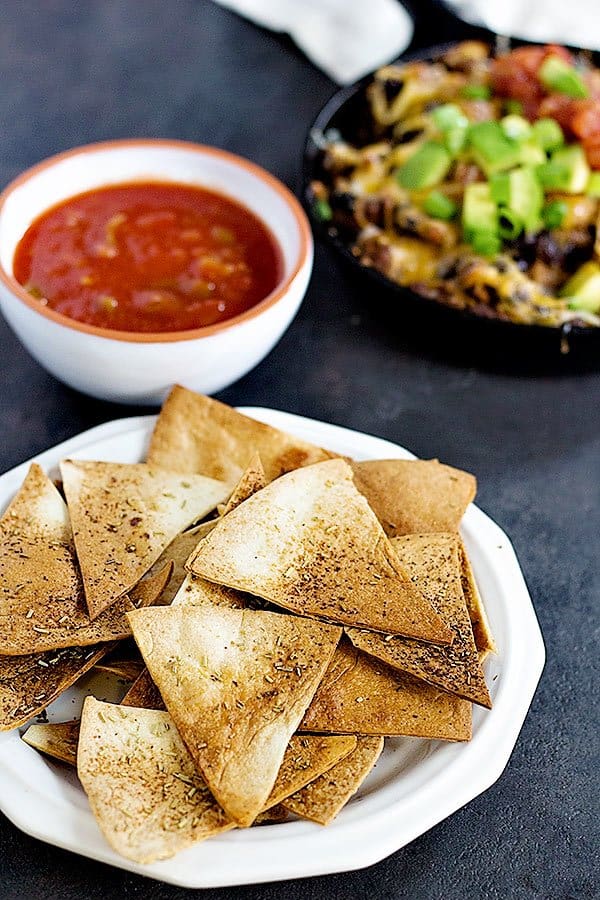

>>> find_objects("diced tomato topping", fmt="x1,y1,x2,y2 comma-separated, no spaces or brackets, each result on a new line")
571,101,600,139
583,133,600,169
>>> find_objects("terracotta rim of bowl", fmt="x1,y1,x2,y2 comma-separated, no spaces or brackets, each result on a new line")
0,138,312,344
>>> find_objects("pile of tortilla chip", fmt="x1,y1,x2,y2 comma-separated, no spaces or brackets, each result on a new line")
5,385,495,865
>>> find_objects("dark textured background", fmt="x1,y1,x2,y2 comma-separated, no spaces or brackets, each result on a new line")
0,2,598,898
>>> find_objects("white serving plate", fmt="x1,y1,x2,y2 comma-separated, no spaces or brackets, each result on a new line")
0,409,545,888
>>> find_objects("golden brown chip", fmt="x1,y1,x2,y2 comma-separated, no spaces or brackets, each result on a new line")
264,734,357,810
61,459,230,619
217,452,266,516
22,720,80,765
282,736,384,825
301,639,472,741
0,643,111,731
351,458,476,536
460,540,497,655
77,698,233,864
95,659,145,681
347,534,491,708
0,565,172,732
172,573,249,610
0,466,172,655
145,524,211,607
146,385,334,482
127,604,341,826
121,667,165,710
188,459,452,643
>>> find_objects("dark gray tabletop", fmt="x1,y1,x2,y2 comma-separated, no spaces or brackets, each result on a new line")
0,2,598,898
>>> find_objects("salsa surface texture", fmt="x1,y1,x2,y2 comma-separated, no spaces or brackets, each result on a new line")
13,181,283,333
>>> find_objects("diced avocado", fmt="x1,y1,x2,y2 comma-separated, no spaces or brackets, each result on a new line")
432,103,468,132
560,262,600,313
462,183,497,236
396,142,452,189
444,125,468,156
508,167,543,233
501,115,532,142
586,172,600,198
549,145,591,193
468,121,521,174
538,55,589,99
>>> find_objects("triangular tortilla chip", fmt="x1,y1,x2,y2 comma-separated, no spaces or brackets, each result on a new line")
0,565,172,732
127,604,341,826
61,459,229,618
22,720,79,765
264,734,357,810
217,452,266,516
77,698,233,864
301,639,472,741
95,659,145,681
172,573,250,610
347,534,491,708
145,524,212,607
188,459,452,642
0,465,173,654
282,736,384,825
0,643,111,731
121,667,165,710
351,459,476,536
460,540,496,655
146,385,334,482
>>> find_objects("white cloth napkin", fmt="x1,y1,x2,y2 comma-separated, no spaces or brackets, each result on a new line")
446,0,600,51
212,0,414,84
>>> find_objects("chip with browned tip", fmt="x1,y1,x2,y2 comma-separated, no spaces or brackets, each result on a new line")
127,604,341,827
61,459,230,618
351,458,476,537
282,736,384,825
347,534,491,708
187,459,452,643
77,698,233,864
264,734,357,810
146,385,335,482
22,720,80,766
301,639,472,741
460,540,496,655
217,452,266,516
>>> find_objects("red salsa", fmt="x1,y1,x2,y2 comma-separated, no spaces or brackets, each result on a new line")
13,182,283,333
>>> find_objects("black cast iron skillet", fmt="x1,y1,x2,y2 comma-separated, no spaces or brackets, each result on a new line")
302,34,600,370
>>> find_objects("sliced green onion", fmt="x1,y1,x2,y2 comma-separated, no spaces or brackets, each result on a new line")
504,99,524,115
537,161,570,190
501,115,532,142
542,199,568,229
444,125,468,156
497,207,523,240
531,118,564,152
489,172,511,206
468,121,521,173
423,191,457,220
432,103,468,132
586,172,600,197
538,55,589,99
314,198,332,221
396,141,452,189
470,231,502,257
461,84,492,100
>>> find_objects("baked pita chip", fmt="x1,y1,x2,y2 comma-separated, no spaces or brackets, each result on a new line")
0,565,172,731
146,385,334,482
127,604,341,826
121,667,165,710
0,465,172,654
172,573,250,610
348,534,491,708
188,459,452,642
61,459,229,618
283,736,384,825
460,540,496,655
145,524,212,607
77,698,233,864
217,452,266,516
264,734,357,810
351,459,476,536
22,720,79,766
95,658,145,681
301,639,472,741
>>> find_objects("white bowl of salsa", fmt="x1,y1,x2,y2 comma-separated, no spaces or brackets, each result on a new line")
0,139,313,404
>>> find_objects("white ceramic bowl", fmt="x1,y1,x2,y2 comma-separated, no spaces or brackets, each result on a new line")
0,140,313,404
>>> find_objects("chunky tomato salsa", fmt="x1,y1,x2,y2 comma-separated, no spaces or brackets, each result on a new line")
13,182,283,333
